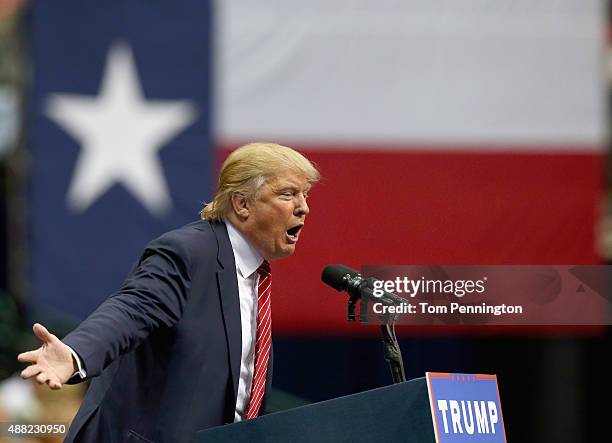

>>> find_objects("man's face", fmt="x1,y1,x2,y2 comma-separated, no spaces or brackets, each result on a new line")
240,170,312,261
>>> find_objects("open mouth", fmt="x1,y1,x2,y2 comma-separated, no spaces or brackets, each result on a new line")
286,224,303,242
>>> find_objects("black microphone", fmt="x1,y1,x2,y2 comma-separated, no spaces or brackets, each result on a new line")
321,264,408,383
321,264,359,291
321,264,405,306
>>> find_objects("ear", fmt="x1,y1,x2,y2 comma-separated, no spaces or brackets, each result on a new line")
230,193,251,221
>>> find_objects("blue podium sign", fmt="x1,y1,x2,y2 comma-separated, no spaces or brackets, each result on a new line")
426,373,506,443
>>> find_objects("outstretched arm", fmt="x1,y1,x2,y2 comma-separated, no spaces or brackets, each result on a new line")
18,230,196,385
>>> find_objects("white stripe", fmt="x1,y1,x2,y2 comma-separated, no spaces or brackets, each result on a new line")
257,318,270,335
257,282,270,293
257,316,272,339
257,297,271,316
256,335,272,362
250,369,269,404
251,369,267,391
259,293,271,306
258,287,271,302
258,281,272,297
257,299,271,320
249,371,268,407
259,343,271,368
248,351,271,417
257,307,272,331
219,0,604,148
253,340,271,375
252,319,271,366
250,374,267,402
254,321,271,354
249,386,265,411
252,381,265,397
246,399,260,418
258,314,271,335
252,371,267,391
252,356,270,393
257,334,272,359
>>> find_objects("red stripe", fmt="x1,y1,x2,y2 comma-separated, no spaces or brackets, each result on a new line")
219,146,604,336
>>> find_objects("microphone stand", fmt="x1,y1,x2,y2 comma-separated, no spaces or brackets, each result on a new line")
380,314,406,384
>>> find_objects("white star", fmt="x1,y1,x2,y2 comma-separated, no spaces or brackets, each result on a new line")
44,42,198,216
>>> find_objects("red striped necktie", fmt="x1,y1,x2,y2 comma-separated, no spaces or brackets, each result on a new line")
245,260,272,419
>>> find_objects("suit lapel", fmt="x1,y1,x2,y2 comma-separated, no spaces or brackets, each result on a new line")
211,222,241,406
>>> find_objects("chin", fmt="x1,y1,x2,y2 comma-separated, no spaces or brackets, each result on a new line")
270,247,295,261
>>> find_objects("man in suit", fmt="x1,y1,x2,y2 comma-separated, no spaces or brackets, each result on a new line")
17,142,320,442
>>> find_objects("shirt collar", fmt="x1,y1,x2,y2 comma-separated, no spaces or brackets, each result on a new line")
225,219,263,279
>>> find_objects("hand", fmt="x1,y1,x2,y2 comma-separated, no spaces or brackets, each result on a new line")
17,323,77,390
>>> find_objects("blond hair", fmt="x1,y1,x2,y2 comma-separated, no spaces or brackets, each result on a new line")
201,142,320,222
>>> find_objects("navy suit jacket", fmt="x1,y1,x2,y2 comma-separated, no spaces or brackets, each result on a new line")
62,220,272,443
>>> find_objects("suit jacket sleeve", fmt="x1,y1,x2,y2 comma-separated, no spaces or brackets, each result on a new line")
62,231,193,379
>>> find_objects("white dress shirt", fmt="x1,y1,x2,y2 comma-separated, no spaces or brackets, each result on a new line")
67,220,263,422
225,220,264,422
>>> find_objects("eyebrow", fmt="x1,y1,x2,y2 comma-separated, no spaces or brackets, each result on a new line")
274,183,311,193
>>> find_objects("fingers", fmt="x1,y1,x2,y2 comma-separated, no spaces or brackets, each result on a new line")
20,364,41,379
36,372,50,385
21,365,63,389
17,349,40,364
33,323,58,345
38,374,62,390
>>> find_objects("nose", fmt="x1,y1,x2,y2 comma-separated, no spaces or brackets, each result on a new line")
295,193,309,216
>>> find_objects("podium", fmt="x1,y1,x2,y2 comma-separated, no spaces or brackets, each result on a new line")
196,377,435,443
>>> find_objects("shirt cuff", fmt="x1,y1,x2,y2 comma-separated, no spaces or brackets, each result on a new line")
65,345,87,379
